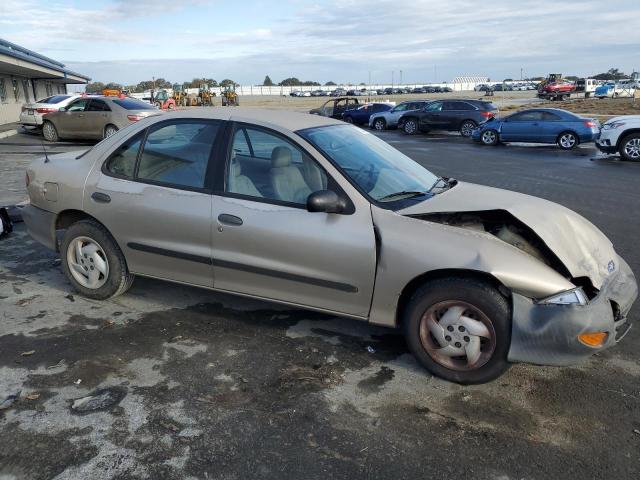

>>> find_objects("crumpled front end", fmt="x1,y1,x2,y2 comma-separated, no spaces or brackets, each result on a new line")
508,255,637,366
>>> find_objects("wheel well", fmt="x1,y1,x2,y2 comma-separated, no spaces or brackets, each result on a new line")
400,115,417,126
556,130,578,142
56,209,102,231
617,129,640,148
461,119,477,126
395,269,511,328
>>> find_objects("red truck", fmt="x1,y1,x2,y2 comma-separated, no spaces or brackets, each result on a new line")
539,81,576,100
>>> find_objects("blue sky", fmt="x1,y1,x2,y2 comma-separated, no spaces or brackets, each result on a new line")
1,0,639,85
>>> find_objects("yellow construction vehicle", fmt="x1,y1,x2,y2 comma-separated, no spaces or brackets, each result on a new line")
221,84,239,106
172,84,188,106
198,84,214,106
537,73,563,94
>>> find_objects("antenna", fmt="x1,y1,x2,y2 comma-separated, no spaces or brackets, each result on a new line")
40,138,50,163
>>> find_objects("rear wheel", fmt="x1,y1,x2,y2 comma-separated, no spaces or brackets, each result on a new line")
619,133,640,161
104,124,118,139
372,117,386,130
42,121,59,142
480,129,499,146
403,118,418,135
61,220,134,300
460,120,477,137
403,277,511,384
557,131,578,150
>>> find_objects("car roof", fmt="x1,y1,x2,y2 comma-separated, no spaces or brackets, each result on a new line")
146,108,344,131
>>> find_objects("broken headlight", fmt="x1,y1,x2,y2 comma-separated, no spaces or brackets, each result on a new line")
539,287,588,306
602,122,626,130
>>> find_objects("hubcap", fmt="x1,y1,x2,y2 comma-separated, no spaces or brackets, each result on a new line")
560,134,576,148
375,119,385,130
105,127,117,138
405,121,416,133
66,236,109,289
461,122,475,136
44,123,54,139
419,300,496,371
482,131,496,144
624,138,640,159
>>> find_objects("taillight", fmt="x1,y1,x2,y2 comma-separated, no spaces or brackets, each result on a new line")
25,172,30,187
127,114,144,122
36,107,57,114
584,121,597,128
480,111,494,118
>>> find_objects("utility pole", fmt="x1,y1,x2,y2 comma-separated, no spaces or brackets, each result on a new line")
400,70,403,86
368,71,371,88
520,68,523,81
392,71,394,87
434,65,437,83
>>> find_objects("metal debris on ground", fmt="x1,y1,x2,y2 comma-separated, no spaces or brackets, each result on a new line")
0,391,21,410
633,429,640,436
47,359,65,369
20,350,35,356
366,346,375,354
70,387,126,414
74,379,82,385
25,393,40,401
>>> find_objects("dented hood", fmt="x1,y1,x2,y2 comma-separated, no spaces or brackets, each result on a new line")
399,182,616,288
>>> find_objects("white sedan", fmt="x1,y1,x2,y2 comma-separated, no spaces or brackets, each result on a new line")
19,94,80,128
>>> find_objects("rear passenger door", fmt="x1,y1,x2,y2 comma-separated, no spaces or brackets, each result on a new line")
85,99,111,138
84,119,223,287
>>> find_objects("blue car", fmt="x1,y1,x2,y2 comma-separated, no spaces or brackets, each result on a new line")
343,103,393,125
471,108,599,150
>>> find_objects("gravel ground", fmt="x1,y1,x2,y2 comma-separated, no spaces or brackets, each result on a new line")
0,127,638,480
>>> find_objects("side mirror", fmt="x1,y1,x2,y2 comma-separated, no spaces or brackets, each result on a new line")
307,190,346,214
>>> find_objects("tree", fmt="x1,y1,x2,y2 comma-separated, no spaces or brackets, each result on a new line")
503,78,513,82
263,75,274,86
278,77,301,86
85,82,106,93
359,82,366,86
105,82,123,90
183,78,217,89
593,68,627,81
324,81,336,86
220,79,237,87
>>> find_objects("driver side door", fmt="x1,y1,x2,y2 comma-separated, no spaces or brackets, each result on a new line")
56,98,91,137
211,123,377,317
418,101,444,130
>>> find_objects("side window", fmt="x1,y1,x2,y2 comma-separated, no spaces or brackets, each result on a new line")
425,102,443,112
226,127,329,205
104,133,142,178
137,121,219,189
66,99,89,112
87,100,111,112
392,104,408,112
509,111,543,121
442,101,460,111
0,79,6,102
542,112,562,121
456,102,476,111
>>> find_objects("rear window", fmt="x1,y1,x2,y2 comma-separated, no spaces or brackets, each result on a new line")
112,98,156,110
479,102,497,111
40,95,71,104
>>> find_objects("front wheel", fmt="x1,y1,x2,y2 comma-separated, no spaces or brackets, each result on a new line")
557,131,578,150
480,129,499,146
403,278,511,384
104,124,118,139
42,121,59,142
403,118,418,135
619,133,640,161
344,116,354,124
460,120,477,137
61,220,134,300
372,117,386,130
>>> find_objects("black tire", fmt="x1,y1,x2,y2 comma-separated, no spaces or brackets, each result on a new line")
619,133,640,162
460,120,477,137
344,115,354,124
60,220,134,300
480,129,499,146
557,131,578,150
372,117,386,130
42,121,59,142
403,277,511,384
103,124,118,139
403,118,418,135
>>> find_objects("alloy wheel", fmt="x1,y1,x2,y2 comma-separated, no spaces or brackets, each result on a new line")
623,138,640,159
419,300,496,371
461,121,476,137
559,133,577,149
481,130,496,145
104,126,118,138
404,120,417,134
43,122,56,141
374,118,385,130
66,236,110,289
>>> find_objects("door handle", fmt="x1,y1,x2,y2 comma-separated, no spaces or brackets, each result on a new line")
91,192,111,203
218,214,243,226
78,114,84,118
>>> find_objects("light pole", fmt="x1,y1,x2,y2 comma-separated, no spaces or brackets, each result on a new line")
392,71,394,88
400,70,403,86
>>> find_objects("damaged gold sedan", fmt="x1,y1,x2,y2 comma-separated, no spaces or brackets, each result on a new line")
22,110,638,383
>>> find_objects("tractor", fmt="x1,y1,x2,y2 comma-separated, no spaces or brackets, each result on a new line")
221,84,239,106
153,89,176,109
172,84,188,107
198,84,214,107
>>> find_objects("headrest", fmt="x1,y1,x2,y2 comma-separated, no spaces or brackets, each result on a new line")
230,158,242,177
271,146,292,168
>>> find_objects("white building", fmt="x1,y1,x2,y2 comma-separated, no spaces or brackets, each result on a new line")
0,38,90,125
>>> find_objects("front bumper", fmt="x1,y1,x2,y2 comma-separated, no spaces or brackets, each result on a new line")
21,204,57,251
596,130,619,154
508,256,637,366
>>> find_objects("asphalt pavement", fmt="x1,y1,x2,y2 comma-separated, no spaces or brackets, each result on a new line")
0,127,638,480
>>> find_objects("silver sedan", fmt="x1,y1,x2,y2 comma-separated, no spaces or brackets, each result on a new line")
22,109,637,384
41,95,162,142
369,100,432,130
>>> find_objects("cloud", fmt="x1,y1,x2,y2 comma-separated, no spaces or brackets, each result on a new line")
3,0,640,84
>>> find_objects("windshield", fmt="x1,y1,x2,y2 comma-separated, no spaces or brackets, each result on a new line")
298,124,439,204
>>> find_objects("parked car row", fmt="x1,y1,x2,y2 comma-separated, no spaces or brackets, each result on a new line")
290,86,457,98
